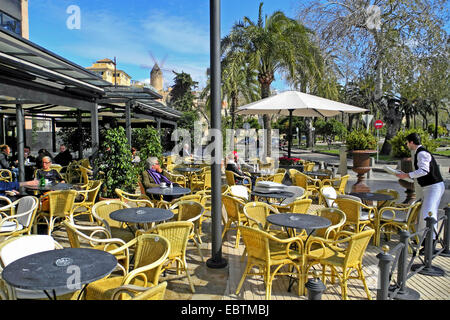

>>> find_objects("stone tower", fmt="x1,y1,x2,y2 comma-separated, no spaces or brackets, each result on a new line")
150,63,163,93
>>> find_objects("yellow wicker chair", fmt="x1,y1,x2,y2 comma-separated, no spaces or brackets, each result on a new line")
84,234,170,300
378,200,422,244
170,200,205,260
0,196,39,238
321,174,350,195
313,208,347,240
72,180,103,219
50,164,63,173
334,196,376,235
111,281,167,300
137,221,196,293
304,162,315,171
78,165,93,185
292,172,321,199
196,185,230,230
235,225,305,299
305,229,375,300
79,158,92,169
225,170,252,190
273,198,312,214
0,169,12,182
222,195,248,248
36,190,78,235
243,201,279,231
63,160,81,184
62,218,129,273
115,188,153,208
164,170,187,188
91,200,134,242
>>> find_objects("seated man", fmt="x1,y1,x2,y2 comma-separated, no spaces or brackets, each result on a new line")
53,144,73,167
141,157,178,201
35,156,65,184
141,157,173,188
226,152,254,186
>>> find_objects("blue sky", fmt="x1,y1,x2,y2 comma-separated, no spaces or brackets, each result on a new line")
28,0,299,91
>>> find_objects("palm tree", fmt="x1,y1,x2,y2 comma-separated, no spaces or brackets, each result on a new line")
222,2,321,155
221,51,259,129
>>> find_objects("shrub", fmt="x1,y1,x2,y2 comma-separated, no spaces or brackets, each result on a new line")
345,130,377,151
94,127,138,198
390,128,438,158
132,126,163,172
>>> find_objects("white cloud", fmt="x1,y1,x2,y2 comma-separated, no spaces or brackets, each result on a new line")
140,11,210,55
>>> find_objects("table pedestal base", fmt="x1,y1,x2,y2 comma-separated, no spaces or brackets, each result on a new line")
206,257,228,269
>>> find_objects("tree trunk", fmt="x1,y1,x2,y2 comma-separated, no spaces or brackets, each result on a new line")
231,93,238,129
434,104,439,139
260,79,272,157
380,99,403,155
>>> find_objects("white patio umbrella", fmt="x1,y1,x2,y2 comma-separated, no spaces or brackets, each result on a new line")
235,90,367,157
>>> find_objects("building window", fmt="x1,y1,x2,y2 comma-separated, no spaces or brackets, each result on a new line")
0,11,21,36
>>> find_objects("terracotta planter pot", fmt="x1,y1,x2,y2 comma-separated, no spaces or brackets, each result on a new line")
351,150,377,193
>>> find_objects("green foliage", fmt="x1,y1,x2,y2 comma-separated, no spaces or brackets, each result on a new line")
132,126,163,172
314,119,347,141
94,127,138,198
170,71,198,113
390,128,438,159
57,127,92,154
345,130,377,151
427,124,448,137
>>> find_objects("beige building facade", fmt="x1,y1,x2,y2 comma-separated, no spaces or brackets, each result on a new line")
0,0,28,39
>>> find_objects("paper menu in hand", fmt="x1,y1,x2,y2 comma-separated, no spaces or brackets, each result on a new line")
383,165,402,175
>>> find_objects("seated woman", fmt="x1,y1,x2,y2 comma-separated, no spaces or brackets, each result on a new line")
35,156,65,184
141,157,179,201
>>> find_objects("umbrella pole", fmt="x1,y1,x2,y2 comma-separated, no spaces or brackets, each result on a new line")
288,109,293,159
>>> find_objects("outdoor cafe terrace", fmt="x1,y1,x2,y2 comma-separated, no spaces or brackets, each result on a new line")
0,153,448,302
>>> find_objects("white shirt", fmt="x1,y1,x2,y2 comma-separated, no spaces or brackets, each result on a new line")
408,145,432,179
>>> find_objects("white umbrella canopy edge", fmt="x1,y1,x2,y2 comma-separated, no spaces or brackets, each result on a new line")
235,90,367,117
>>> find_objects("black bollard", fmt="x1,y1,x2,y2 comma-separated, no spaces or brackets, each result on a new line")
388,229,420,300
376,245,394,300
441,207,450,257
305,270,326,300
412,213,445,276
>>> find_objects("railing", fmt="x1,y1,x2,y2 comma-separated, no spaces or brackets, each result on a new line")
377,207,450,300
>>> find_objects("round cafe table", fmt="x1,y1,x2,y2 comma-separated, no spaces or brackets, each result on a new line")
1,248,117,300
25,183,74,194
267,213,331,239
110,207,174,232
349,192,395,202
146,186,191,198
251,190,294,205
266,213,331,292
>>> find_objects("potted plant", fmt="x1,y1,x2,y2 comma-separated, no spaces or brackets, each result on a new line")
94,127,139,199
345,129,377,192
131,126,163,172
390,128,437,203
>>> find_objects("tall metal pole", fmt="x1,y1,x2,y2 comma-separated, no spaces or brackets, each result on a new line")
15,104,25,184
206,0,227,269
287,109,293,159
125,100,132,147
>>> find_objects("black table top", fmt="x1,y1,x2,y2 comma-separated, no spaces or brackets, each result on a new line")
2,248,117,291
349,192,395,202
25,183,73,191
175,167,201,173
303,171,330,177
146,186,191,196
267,213,331,230
110,207,174,224
251,190,294,199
